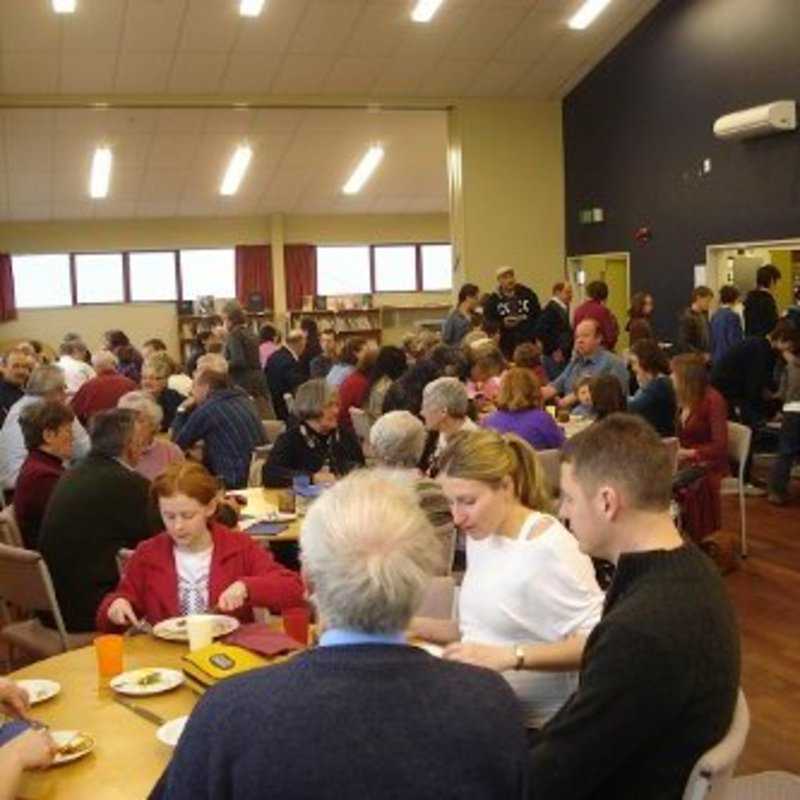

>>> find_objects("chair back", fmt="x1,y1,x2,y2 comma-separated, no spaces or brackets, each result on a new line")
662,437,680,473
682,689,750,800
418,576,456,620
537,449,562,496
0,505,23,548
248,447,271,488
349,407,373,442
262,419,286,444
116,548,134,579
726,422,751,480
0,543,70,651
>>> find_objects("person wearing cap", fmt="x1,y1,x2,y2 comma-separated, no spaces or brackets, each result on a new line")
483,267,541,360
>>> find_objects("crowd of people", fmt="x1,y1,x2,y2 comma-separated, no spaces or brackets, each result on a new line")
0,263,797,797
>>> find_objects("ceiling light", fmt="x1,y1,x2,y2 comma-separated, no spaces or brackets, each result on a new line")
568,0,612,30
52,0,76,12
411,0,445,23
343,146,384,195
89,147,112,199
220,145,253,196
239,0,266,17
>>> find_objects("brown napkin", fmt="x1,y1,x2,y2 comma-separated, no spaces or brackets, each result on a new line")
222,623,304,657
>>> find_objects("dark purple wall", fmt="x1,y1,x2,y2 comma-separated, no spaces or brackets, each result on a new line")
563,0,800,336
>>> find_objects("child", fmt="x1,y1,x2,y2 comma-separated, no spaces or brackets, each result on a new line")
571,376,594,419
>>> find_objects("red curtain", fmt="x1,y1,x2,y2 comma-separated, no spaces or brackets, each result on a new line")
0,253,17,322
284,245,317,310
235,245,273,310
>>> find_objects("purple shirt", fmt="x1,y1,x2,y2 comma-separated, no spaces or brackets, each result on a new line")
482,408,566,451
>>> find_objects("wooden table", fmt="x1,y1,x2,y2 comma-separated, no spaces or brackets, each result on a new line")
233,488,301,544
11,637,197,799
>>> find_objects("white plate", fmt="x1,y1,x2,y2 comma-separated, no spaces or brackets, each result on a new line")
51,730,95,766
16,679,60,705
110,668,184,696
156,716,189,748
152,615,240,643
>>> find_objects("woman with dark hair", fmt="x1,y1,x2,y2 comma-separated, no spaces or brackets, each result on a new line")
365,346,407,421
337,346,378,429
325,337,366,388
442,283,480,346
298,318,321,380
222,305,270,408
381,358,442,417
627,339,676,436
258,324,281,368
626,292,654,345
105,330,142,383
589,374,626,420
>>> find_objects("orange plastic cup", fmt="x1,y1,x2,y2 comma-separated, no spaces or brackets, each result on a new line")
282,607,310,646
94,634,124,678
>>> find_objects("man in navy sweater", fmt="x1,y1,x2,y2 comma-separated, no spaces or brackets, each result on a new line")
151,470,528,800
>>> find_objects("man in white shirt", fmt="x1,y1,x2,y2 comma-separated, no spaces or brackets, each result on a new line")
421,377,478,464
56,340,95,398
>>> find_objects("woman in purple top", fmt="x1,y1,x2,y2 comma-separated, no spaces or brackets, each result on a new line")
482,367,565,450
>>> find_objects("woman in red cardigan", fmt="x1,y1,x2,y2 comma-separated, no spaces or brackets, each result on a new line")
672,354,729,538
96,461,304,631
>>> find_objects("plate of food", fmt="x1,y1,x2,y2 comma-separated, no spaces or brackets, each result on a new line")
152,615,240,643
15,679,60,705
156,716,189,748
51,731,95,766
110,668,184,696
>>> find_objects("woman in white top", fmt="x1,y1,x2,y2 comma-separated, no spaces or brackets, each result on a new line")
411,428,604,728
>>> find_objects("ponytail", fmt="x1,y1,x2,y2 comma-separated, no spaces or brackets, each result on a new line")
503,434,552,514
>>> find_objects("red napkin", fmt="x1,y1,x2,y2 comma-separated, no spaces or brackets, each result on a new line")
222,623,304,657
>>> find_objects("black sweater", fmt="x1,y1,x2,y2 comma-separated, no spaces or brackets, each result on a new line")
529,544,740,800
150,644,529,800
744,289,778,338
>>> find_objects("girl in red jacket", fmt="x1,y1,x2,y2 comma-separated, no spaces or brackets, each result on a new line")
97,461,304,631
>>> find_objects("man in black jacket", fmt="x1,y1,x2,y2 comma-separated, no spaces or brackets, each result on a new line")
483,267,541,360
744,264,781,338
38,409,161,632
0,349,31,423
534,281,573,378
264,329,306,421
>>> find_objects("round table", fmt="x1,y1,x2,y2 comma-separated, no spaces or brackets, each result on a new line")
235,488,301,543
11,637,197,799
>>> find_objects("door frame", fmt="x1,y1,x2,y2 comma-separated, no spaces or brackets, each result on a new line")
706,236,800,295
565,251,631,308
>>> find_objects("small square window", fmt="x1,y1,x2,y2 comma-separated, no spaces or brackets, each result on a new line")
317,246,371,296
374,246,417,292
130,251,178,302
421,244,453,291
75,253,124,304
180,249,236,300
12,254,72,308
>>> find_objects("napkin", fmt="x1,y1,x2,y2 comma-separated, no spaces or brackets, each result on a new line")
222,623,304,657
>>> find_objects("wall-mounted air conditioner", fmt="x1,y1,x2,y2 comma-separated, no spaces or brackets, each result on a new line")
713,100,796,140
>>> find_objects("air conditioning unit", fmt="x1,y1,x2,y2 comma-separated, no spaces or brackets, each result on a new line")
713,100,797,140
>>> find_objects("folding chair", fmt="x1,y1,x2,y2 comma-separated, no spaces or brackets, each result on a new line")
727,422,752,557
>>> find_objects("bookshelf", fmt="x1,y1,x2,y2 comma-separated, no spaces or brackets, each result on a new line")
177,310,274,365
288,308,384,345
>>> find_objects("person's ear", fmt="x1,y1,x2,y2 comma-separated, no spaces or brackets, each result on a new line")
205,497,219,520
596,485,622,522
42,428,57,448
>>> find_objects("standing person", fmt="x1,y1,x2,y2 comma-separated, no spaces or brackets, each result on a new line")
573,281,619,352
222,304,270,410
534,282,574,378
744,264,781,337
710,285,744,365
677,286,714,358
337,346,378,430
527,414,739,799
0,349,31,422
264,329,307,422
625,291,655,345
768,332,800,504
298,318,321,381
70,350,137,426
442,283,480,346
627,338,677,436
258,325,281,369
484,267,541,360
56,340,94,399
365,345,407,422
310,328,337,379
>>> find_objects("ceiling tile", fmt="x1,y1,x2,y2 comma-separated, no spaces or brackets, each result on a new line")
109,133,153,167
496,7,567,62
60,52,118,94
6,136,53,173
156,109,208,133
140,168,187,203
62,0,127,51
122,0,188,52
415,59,483,96
250,109,305,133
115,53,173,93
342,2,411,59
92,200,139,219
10,205,51,222
287,0,364,56
2,110,56,137
178,0,241,52
445,4,533,60
7,172,51,206
323,57,385,94
1,53,59,94
136,200,181,218
270,54,335,94
147,132,201,168
464,59,532,96
235,0,310,53
52,201,94,220
52,170,88,203
219,54,282,93
168,53,227,93
371,56,436,94
0,0,59,52
203,109,257,133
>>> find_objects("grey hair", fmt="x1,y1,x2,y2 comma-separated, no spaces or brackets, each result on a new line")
286,328,305,346
422,376,468,419
92,350,119,372
195,353,228,376
370,411,426,468
118,390,164,429
26,365,66,397
294,379,336,423
89,408,138,459
300,469,439,633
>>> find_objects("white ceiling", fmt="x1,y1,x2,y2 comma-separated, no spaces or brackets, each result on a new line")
0,0,660,222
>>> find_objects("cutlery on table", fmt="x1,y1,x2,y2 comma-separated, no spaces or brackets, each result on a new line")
112,696,166,726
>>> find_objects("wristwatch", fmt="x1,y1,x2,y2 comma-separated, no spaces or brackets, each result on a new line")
513,644,525,671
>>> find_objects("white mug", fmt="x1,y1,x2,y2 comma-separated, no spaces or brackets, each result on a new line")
186,615,214,652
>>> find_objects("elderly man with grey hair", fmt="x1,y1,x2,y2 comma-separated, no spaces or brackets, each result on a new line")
421,376,478,467
263,378,364,488
0,364,91,490
70,349,137,426
38,409,161,632
151,470,528,800
265,328,307,421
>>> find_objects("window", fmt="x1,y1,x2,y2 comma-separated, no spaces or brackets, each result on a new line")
75,253,124,304
374,246,417,292
317,246,371,296
421,244,453,291
180,249,236,300
11,254,72,309
129,251,178,302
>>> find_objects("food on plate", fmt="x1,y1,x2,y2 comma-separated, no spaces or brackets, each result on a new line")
57,733,93,756
136,670,163,687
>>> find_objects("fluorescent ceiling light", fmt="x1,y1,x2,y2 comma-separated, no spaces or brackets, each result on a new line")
568,0,612,30
52,0,76,12
220,145,253,196
411,0,445,23
342,146,384,195
239,0,266,17
89,147,112,199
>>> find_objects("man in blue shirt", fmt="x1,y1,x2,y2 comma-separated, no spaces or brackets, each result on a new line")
542,319,628,409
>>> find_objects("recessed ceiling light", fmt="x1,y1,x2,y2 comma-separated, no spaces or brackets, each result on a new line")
89,147,112,199
411,0,445,23
568,0,613,30
343,146,384,195
220,145,253,196
239,0,266,17
52,0,76,12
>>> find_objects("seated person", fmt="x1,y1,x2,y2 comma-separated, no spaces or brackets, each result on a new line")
151,470,528,800
0,349,32,423
337,344,378,429
528,414,740,799
118,391,184,482
263,379,364,488
141,338,167,361
466,342,505,411
38,409,162,632
482,368,565,451
541,319,628,410
105,329,142,383
325,336,366,389
97,462,303,630
265,328,307,421
186,328,223,377
172,368,266,490
421,377,478,473
141,353,185,432
589,374,627,421
56,340,94,399
512,342,549,386
571,376,594,419
70,350,137,426
628,338,676,436
15,400,75,549
365,345,407,422
412,429,604,729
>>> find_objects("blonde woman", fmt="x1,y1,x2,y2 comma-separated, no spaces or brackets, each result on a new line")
411,429,604,728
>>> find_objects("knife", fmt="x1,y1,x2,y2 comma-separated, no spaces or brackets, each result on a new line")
113,696,166,726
